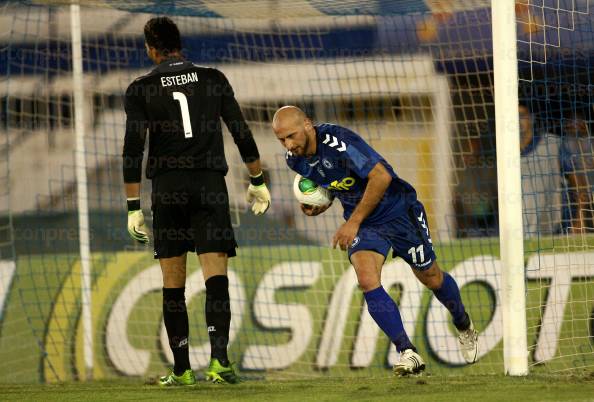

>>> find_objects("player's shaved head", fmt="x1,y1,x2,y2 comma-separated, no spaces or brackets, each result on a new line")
272,105,306,132
272,105,316,156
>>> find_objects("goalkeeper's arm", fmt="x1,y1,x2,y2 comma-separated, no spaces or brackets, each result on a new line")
245,159,271,216
125,182,149,243
218,69,270,215
122,82,149,243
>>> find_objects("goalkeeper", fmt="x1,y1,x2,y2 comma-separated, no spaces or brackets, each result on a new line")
123,17,270,386
273,106,478,375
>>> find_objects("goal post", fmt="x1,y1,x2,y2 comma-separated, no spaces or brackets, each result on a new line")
491,0,528,376
69,3,93,380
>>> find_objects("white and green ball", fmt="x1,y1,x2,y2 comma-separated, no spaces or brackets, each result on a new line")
293,174,334,207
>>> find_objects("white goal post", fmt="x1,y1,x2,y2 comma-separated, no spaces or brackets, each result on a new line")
491,0,528,376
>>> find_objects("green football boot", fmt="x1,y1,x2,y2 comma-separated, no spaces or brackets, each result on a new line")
204,358,241,384
158,369,196,387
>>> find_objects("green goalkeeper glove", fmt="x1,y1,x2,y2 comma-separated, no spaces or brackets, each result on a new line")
127,198,149,244
246,172,271,215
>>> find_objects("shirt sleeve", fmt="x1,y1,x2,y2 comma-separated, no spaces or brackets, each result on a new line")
122,82,148,183
217,70,260,163
332,126,383,178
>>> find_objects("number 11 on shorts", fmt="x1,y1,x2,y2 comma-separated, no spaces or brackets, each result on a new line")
408,245,424,264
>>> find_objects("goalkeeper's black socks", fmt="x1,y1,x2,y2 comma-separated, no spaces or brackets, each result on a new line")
205,275,231,367
162,287,191,376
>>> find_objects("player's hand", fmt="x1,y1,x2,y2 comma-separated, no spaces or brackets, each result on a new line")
300,203,331,216
332,220,360,250
127,210,149,244
246,183,271,215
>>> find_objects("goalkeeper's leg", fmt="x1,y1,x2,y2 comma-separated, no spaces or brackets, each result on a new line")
159,254,195,386
199,252,240,383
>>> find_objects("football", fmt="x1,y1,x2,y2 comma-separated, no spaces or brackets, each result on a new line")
293,174,333,207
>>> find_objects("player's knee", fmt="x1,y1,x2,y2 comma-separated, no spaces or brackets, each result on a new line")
423,276,442,290
162,274,186,288
356,273,381,292
417,265,443,290
161,265,187,287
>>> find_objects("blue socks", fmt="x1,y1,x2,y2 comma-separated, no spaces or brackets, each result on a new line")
364,286,415,352
364,272,468,353
433,272,470,330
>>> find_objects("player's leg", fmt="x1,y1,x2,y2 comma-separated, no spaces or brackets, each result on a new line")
350,250,417,353
412,261,468,329
191,171,239,383
199,252,232,366
159,254,195,385
348,228,424,375
413,261,478,363
398,201,478,363
152,171,196,386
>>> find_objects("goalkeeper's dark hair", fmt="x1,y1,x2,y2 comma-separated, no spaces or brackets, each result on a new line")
144,17,181,54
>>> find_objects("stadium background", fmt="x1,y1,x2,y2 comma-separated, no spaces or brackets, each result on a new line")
0,0,592,383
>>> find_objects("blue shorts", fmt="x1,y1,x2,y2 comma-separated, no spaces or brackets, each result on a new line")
347,201,436,271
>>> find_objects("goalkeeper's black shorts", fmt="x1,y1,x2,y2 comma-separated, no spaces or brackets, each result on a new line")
151,169,237,259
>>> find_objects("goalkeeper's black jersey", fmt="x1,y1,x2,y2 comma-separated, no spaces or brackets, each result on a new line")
122,57,259,182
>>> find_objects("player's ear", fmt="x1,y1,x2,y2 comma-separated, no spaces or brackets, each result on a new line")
145,44,157,61
304,118,313,131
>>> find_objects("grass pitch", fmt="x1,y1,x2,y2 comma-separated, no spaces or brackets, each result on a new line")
1,373,593,402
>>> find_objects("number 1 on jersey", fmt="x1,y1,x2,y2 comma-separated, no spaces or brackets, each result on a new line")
172,91,193,138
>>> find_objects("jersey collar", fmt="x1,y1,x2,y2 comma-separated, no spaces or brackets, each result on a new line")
153,57,189,73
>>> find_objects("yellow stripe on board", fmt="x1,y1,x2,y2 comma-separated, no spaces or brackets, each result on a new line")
43,260,81,382
74,252,147,380
44,253,147,382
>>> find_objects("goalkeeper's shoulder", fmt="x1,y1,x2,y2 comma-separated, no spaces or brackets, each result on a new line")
125,68,162,95
188,64,228,81
124,75,149,100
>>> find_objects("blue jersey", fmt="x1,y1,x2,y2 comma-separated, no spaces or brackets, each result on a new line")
286,123,417,225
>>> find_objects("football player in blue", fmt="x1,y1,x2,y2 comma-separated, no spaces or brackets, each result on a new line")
272,106,478,375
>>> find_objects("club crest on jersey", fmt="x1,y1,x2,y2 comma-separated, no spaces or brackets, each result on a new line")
322,158,333,169
328,177,355,191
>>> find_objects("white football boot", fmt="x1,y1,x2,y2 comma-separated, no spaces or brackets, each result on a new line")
458,317,479,364
393,349,426,376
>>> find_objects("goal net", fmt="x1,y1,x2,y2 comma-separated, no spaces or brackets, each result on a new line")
516,0,594,372
0,0,592,382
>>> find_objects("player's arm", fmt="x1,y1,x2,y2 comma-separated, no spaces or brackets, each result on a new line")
348,162,392,225
332,162,392,250
122,82,149,243
218,70,270,215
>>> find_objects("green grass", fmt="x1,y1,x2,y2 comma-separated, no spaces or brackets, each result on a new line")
0,374,593,401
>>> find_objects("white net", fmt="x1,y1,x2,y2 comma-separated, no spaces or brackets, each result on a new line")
0,0,591,383
516,0,594,372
